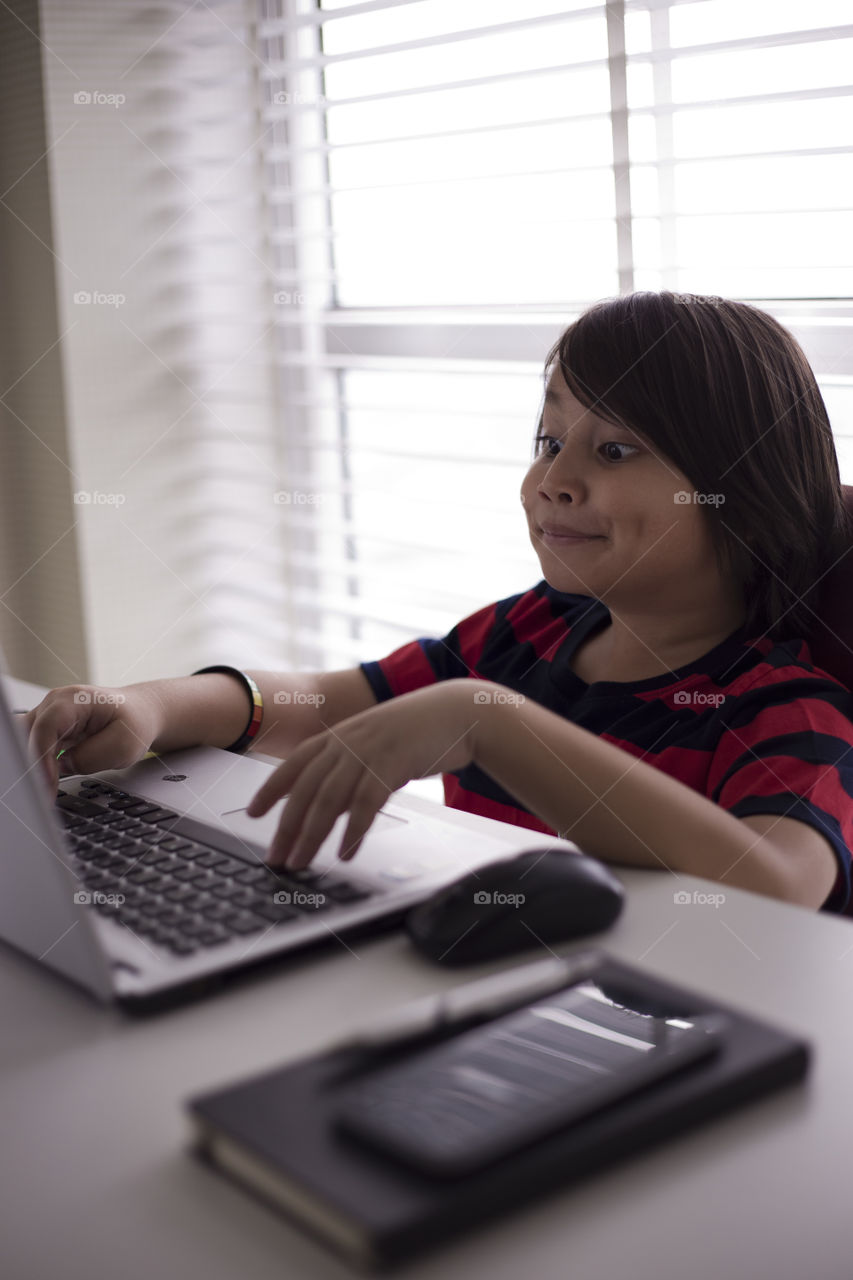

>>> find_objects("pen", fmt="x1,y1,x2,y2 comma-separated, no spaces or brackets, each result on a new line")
332,950,604,1058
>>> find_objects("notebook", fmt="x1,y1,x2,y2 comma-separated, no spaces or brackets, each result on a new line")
187,950,810,1270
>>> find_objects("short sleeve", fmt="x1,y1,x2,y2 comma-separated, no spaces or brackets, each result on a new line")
359,597,506,703
706,680,853,913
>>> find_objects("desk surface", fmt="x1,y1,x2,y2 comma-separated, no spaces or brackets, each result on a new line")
4,676,853,1280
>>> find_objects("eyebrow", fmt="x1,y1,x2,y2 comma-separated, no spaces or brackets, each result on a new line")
541,395,643,439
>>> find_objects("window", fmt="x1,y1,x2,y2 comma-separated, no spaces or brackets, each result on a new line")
257,0,853,672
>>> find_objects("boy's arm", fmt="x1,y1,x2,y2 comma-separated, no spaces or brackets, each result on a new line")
145,667,376,757
470,692,838,910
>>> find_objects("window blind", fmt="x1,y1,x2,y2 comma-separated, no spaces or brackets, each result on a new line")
23,0,853,691
257,0,853,672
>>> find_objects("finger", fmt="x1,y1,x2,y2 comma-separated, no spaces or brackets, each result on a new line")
28,698,91,790
246,735,326,816
263,745,341,864
337,781,391,863
273,760,363,870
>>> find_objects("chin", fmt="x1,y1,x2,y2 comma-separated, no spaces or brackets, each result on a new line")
538,565,598,596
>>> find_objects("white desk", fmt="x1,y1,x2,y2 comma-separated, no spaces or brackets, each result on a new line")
3,677,853,1280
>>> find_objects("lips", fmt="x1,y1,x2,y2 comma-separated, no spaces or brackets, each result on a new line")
538,523,603,539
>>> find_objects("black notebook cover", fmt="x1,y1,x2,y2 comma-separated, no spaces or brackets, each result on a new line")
186,952,810,1271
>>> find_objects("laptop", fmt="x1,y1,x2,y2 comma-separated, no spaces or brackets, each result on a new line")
1,671,580,1012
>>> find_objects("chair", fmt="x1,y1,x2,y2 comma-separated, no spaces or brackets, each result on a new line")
806,484,853,691
796,483,853,916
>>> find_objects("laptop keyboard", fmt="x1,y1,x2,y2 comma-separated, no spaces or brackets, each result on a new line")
56,778,373,958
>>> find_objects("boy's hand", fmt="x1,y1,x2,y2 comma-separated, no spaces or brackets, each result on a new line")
18,684,166,797
247,680,485,869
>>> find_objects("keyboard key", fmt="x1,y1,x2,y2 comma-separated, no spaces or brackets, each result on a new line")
123,802,162,818
234,865,275,886
135,807,178,824
196,851,228,870
322,880,372,903
159,836,191,852
125,867,162,886
178,916,217,938
188,871,220,893
155,907,186,927
59,811,88,830
147,854,185,874
195,925,234,947
106,796,144,811
219,887,259,910
145,875,179,895
57,795,103,817
164,884,197,905
172,863,205,882
251,901,300,925
161,935,199,956
210,879,243,900
220,912,266,936
133,827,171,845
138,898,168,917
203,853,247,876
200,901,234,922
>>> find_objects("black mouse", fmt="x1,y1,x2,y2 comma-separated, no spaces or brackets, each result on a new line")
405,848,625,966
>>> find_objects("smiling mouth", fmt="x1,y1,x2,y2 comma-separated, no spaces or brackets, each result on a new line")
537,527,604,542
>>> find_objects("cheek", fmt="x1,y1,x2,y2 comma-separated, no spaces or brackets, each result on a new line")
520,466,539,509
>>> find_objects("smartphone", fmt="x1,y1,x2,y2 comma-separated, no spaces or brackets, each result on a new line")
333,976,728,1178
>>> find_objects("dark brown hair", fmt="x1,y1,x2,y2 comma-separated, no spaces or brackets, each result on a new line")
544,290,850,641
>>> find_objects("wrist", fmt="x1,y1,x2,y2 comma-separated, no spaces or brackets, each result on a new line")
139,674,250,754
458,679,507,768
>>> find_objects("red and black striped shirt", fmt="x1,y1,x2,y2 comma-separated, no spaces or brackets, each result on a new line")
360,582,853,915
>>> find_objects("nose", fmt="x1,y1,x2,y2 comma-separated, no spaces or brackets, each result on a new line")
537,449,584,504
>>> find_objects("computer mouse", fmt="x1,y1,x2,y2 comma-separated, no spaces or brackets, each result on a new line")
405,848,625,966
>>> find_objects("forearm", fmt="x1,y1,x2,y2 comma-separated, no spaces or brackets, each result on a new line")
469,692,788,900
143,671,327,756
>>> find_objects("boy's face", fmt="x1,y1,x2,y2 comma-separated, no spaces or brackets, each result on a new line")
520,369,733,612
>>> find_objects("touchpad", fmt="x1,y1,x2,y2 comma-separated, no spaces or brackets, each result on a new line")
218,803,405,846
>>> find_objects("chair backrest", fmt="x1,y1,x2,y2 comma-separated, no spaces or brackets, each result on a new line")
806,484,853,691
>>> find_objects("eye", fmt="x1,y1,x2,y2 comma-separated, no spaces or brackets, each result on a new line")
533,435,639,463
533,433,560,458
598,442,638,462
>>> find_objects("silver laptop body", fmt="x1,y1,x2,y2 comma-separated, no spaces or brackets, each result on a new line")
0,672,578,1011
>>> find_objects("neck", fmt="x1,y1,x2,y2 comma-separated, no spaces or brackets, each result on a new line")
587,600,747,683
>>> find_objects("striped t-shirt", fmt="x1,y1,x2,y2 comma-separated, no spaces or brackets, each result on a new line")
360,581,853,915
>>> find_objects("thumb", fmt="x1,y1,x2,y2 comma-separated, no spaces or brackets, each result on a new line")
60,719,150,778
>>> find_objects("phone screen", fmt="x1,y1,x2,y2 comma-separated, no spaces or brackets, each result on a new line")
333,976,727,1178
